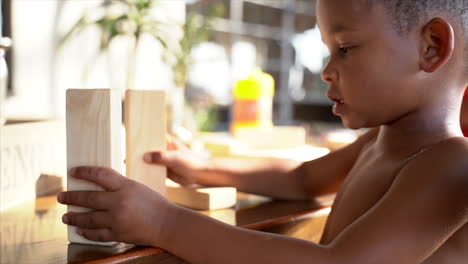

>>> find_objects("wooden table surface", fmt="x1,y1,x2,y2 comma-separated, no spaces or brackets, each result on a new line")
1,193,332,264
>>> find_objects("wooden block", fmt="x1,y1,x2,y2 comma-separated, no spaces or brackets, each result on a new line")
166,180,237,210
0,119,66,211
231,145,330,162
124,90,235,210
36,173,63,197
203,208,236,226
197,132,247,157
66,89,122,246
234,126,306,149
125,90,166,195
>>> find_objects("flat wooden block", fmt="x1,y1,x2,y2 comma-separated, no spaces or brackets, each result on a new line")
66,89,122,246
231,145,330,162
166,180,237,210
234,126,306,149
196,132,247,157
125,90,166,195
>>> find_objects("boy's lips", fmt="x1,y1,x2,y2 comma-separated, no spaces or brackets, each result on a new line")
326,91,344,104
327,90,345,115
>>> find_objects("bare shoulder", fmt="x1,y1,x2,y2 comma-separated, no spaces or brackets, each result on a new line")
411,137,468,171
326,138,468,263
430,136,468,152
400,136,468,206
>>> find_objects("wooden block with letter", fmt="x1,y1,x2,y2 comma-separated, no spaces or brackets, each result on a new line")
66,89,122,246
1,119,66,211
125,90,166,195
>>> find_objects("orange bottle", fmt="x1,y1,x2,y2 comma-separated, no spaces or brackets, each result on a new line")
231,68,274,135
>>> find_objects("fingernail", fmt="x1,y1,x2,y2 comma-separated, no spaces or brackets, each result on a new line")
57,192,64,203
68,167,77,177
144,152,160,163
62,214,68,224
143,153,152,162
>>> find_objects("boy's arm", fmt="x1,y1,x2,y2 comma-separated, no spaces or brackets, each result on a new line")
60,137,468,263
159,137,468,264
149,128,379,200
201,128,379,199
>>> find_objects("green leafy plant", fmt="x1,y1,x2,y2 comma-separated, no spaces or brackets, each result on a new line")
59,0,175,89
60,0,225,132
163,4,225,132
163,4,224,89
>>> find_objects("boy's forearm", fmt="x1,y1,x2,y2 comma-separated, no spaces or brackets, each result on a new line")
196,157,308,200
160,205,332,264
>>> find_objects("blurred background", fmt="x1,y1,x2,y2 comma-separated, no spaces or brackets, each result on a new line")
2,0,354,143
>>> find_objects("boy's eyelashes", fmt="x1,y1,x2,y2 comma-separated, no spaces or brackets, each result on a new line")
338,45,355,55
326,44,357,55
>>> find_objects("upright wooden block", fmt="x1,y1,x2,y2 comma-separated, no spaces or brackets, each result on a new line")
125,90,166,195
66,89,122,246
125,90,236,210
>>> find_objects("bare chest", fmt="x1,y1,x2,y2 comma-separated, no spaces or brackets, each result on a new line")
421,224,468,263
320,152,401,245
322,167,468,262
319,150,468,262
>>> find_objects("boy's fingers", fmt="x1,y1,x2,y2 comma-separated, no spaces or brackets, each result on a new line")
167,172,191,186
63,211,109,229
57,191,114,210
77,228,114,242
68,166,125,191
143,151,173,165
167,172,183,184
143,151,159,163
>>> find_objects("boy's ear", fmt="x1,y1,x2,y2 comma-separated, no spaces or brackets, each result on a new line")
419,17,454,73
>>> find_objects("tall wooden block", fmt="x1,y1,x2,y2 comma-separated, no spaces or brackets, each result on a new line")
125,90,166,196
66,89,122,246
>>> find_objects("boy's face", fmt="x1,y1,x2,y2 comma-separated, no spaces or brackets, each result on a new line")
317,0,422,129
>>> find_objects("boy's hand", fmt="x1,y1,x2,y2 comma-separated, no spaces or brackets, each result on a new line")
58,166,174,247
143,149,210,186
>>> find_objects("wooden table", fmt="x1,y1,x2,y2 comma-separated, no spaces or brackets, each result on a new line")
0,193,332,264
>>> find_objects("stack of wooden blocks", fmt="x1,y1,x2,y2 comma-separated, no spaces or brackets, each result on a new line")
66,89,236,245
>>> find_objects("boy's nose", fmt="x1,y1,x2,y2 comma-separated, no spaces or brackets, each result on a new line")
321,62,338,83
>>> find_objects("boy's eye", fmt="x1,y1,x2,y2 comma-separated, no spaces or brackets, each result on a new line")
339,46,353,55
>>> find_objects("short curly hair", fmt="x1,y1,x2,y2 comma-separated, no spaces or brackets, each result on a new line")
371,0,467,72
377,0,467,34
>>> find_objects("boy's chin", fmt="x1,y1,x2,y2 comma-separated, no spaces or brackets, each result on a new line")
341,118,367,130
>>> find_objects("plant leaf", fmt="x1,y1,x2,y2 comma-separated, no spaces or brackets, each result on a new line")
57,16,88,50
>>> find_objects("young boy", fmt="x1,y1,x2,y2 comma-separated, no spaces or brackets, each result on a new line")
58,0,468,263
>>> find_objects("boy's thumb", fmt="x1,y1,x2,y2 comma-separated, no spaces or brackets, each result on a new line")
143,152,165,164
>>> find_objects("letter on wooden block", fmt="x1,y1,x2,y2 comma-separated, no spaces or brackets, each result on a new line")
66,89,122,246
125,90,166,195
